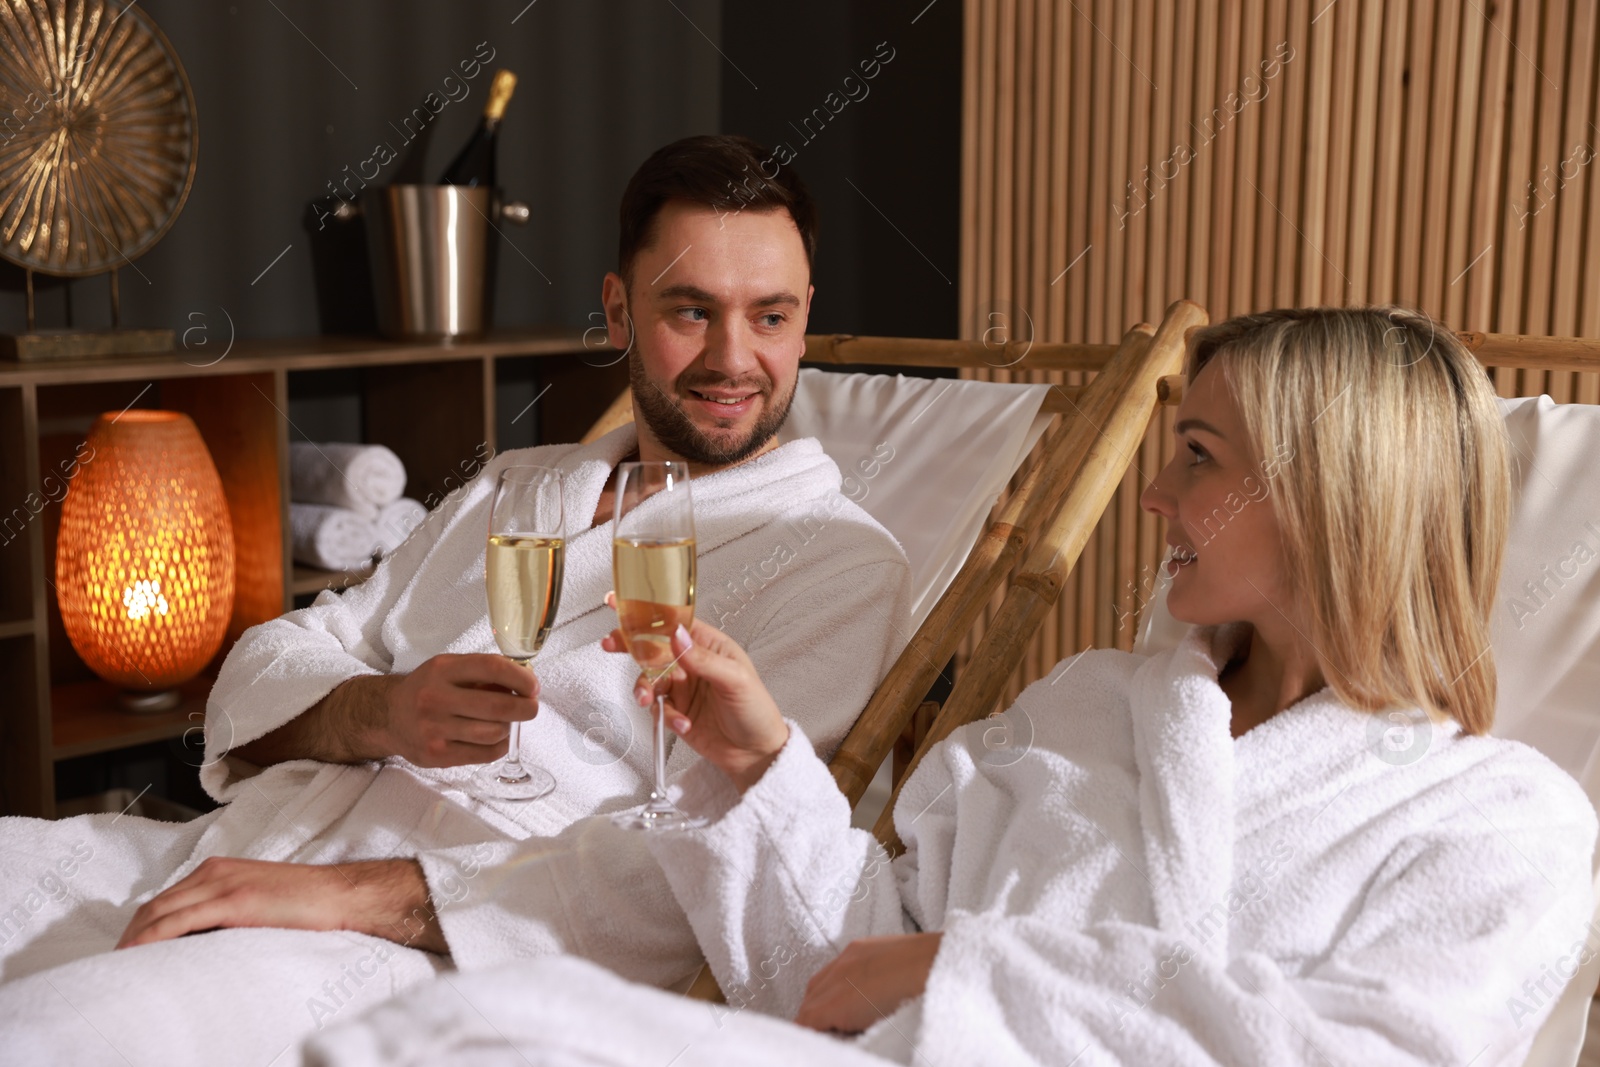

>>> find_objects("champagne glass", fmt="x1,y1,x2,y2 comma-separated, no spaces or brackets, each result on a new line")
611,461,705,831
480,466,565,800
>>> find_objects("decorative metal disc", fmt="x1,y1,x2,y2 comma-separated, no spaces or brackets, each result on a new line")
0,0,197,277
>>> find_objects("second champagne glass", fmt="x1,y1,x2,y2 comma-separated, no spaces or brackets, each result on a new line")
481,465,564,800
611,461,705,831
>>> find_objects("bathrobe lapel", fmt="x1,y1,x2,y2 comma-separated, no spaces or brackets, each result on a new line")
1128,624,1241,959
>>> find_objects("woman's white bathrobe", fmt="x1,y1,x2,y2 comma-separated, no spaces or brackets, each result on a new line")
298,624,1597,1067
0,426,910,1066
639,623,1594,1066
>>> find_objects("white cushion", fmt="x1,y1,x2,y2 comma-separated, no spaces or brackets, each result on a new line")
1493,396,1600,797
781,368,1052,628
1135,395,1600,805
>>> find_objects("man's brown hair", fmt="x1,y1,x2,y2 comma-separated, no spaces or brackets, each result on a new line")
616,134,818,283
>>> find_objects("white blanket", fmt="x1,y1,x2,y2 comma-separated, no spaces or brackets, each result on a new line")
0,426,911,1066
625,623,1595,1066
303,955,890,1067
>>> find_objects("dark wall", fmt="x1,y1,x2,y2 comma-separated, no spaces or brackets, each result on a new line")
0,0,961,342
0,0,723,339
719,0,962,339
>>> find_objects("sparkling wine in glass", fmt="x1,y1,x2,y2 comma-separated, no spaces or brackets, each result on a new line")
611,461,705,831
481,466,564,800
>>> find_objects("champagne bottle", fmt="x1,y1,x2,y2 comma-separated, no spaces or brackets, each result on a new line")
389,106,436,184
439,69,516,187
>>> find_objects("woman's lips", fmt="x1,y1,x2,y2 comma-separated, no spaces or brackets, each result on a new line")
1164,544,1197,578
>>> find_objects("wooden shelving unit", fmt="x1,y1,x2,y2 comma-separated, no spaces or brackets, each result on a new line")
289,562,378,597
0,331,619,817
52,674,212,761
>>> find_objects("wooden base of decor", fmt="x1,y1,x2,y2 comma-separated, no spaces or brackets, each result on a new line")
117,689,183,714
1,328,176,362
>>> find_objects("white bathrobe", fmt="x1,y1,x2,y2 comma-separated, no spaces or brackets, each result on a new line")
655,622,1598,1065
0,426,911,1066
301,623,1598,1067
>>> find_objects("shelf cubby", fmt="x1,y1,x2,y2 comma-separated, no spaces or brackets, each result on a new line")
0,332,597,816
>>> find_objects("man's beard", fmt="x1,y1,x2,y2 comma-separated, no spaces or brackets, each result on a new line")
628,350,796,466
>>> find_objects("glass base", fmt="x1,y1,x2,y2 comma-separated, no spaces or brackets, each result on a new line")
476,764,556,801
611,802,707,832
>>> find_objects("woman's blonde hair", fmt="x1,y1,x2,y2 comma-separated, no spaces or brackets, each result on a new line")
1189,306,1510,734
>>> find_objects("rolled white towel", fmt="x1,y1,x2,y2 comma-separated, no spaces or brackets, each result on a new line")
290,441,406,519
375,497,428,556
290,503,380,571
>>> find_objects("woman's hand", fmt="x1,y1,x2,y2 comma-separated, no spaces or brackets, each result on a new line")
795,932,944,1034
601,597,789,792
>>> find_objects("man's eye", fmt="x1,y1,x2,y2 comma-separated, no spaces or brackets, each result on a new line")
758,313,784,328
678,308,708,322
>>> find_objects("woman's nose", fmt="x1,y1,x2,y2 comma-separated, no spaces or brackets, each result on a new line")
1140,459,1177,519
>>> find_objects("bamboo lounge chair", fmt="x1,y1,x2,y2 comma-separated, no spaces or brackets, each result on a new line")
582,298,1209,1001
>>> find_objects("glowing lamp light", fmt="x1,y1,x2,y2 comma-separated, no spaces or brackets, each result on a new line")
56,410,236,713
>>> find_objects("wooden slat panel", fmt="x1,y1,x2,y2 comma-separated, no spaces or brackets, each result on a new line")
962,0,1600,696
1467,0,1511,334
1443,0,1487,328
1419,0,1461,318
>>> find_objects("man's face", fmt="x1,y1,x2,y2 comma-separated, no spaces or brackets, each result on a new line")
601,201,813,467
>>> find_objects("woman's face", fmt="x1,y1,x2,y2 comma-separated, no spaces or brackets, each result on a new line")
1139,361,1295,630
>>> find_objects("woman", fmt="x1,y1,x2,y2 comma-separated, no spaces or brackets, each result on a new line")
610,307,1596,1066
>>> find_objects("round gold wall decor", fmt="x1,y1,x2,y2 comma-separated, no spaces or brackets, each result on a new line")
0,0,198,277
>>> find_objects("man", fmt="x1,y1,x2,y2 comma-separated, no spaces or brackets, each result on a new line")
0,135,911,1064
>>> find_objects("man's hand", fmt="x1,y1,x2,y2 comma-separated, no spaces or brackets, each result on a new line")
115,857,447,954
795,932,943,1034
601,603,789,792
378,653,540,767
236,653,540,768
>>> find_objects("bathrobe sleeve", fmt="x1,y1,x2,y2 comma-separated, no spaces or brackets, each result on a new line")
644,716,950,1019
416,555,913,987
200,447,510,800
910,761,1598,1067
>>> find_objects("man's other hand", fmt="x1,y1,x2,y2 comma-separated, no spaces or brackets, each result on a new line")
115,857,446,954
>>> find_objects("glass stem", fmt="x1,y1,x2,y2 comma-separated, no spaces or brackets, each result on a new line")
651,692,671,808
503,720,525,779
498,655,531,782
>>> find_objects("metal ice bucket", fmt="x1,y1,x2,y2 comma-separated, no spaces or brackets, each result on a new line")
358,185,529,340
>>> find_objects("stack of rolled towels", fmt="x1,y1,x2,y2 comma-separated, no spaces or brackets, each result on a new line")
289,441,429,571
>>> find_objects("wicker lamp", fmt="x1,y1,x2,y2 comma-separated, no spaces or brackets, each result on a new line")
56,411,235,713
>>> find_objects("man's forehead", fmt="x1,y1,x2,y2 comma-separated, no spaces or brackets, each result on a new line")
641,202,804,258
655,282,802,308
634,202,809,299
